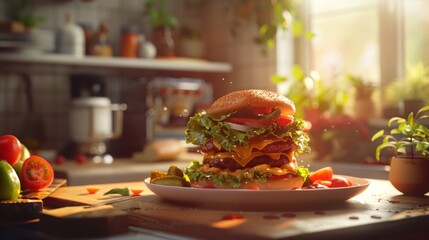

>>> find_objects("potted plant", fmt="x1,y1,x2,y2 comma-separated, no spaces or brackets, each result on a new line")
346,74,376,119
384,62,429,117
0,0,45,32
144,0,178,57
371,105,429,195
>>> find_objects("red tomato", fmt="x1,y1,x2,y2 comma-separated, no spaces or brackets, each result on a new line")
274,116,293,126
330,177,352,188
309,167,333,183
21,155,54,191
0,135,22,165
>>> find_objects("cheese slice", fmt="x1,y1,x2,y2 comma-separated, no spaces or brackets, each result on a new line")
209,138,295,167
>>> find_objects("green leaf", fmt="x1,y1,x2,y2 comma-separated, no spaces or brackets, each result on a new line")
305,31,315,39
416,105,429,118
407,112,415,127
416,142,429,151
292,64,305,80
271,74,287,84
371,130,384,142
388,117,405,127
104,187,129,196
375,142,397,160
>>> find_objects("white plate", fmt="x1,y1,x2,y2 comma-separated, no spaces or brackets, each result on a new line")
144,175,370,210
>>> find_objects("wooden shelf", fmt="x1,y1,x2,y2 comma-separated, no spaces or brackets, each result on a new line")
0,53,232,73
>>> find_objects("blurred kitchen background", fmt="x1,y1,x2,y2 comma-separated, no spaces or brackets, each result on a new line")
1,0,429,166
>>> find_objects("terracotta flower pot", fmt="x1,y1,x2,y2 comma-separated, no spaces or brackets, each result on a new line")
389,156,429,196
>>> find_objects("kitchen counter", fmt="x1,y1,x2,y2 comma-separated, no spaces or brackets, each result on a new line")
6,177,429,239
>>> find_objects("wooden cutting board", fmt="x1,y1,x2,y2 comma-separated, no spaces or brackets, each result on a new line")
44,181,146,208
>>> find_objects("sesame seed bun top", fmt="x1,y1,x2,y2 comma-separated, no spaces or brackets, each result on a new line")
207,89,295,118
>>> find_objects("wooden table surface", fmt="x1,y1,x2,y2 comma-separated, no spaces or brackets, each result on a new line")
43,177,429,240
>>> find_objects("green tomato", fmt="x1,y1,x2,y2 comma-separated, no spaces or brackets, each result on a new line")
0,160,21,200
12,144,30,179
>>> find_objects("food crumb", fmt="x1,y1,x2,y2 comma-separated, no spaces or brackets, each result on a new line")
371,215,382,219
349,216,359,220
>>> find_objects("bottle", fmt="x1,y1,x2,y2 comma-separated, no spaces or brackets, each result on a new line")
57,14,84,57
90,22,113,57
78,23,93,56
138,34,156,59
120,26,139,58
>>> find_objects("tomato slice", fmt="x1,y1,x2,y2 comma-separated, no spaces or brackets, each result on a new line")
330,176,352,188
309,167,333,183
21,155,54,191
0,135,23,165
274,116,293,126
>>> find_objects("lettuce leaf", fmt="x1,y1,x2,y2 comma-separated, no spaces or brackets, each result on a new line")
185,112,311,153
184,161,310,188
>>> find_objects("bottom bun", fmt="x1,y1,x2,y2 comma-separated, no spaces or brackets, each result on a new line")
191,176,304,190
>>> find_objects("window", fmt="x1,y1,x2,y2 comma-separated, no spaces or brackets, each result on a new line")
277,0,429,115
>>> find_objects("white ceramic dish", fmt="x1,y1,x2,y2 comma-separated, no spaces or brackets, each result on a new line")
144,175,370,210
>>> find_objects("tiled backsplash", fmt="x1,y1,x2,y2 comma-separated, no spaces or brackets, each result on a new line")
0,0,277,155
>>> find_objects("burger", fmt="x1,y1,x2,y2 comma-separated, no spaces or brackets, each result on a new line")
184,89,311,189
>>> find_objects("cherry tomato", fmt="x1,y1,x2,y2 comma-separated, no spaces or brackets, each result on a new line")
0,135,23,165
309,167,333,183
330,176,352,188
21,155,54,191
